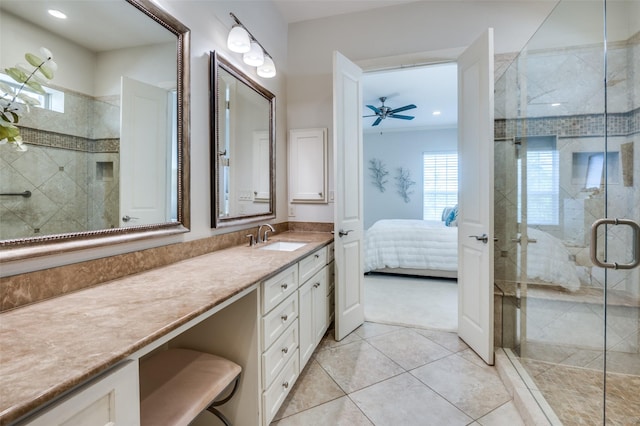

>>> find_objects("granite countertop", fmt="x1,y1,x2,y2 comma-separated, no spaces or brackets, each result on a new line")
0,231,333,425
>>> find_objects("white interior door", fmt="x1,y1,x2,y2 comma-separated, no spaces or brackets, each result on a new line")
120,76,170,227
333,51,365,341
457,29,495,365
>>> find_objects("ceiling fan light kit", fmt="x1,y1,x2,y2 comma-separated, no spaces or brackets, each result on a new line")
363,96,417,126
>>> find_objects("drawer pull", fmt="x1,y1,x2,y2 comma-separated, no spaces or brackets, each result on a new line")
314,282,320,288
281,314,288,322
281,347,289,354
281,283,288,290
282,381,289,389
314,254,319,259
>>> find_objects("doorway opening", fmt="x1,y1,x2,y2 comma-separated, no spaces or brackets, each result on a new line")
361,62,459,331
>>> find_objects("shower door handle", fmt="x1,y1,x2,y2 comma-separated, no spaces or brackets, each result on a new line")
590,218,640,270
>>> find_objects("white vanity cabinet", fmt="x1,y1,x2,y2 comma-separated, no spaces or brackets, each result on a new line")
20,361,139,426
259,244,333,425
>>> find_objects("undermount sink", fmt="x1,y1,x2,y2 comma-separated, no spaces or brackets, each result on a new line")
259,241,308,252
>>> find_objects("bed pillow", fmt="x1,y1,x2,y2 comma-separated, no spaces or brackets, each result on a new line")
445,205,459,227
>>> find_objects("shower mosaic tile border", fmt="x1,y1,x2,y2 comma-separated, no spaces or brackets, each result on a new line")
20,127,119,153
495,107,640,140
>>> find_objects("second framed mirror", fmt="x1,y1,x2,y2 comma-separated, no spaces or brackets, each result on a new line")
210,51,275,228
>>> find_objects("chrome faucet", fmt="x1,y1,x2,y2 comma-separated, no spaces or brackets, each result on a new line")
257,223,275,243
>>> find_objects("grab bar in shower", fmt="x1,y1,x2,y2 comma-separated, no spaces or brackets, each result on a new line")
0,190,32,198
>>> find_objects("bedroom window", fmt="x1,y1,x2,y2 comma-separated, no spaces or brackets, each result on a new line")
423,152,458,220
517,137,559,225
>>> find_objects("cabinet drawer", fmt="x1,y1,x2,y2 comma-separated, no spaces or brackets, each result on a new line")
262,293,298,350
262,321,298,388
299,247,327,284
262,265,298,314
263,350,299,425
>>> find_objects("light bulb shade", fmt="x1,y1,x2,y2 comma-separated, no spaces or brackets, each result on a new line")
243,41,264,66
227,25,250,53
257,56,276,78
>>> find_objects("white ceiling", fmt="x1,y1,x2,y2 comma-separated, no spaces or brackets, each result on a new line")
363,63,457,132
272,0,418,24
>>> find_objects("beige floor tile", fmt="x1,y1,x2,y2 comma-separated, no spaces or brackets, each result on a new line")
412,327,469,353
476,401,525,426
314,339,404,393
350,372,473,425
366,328,452,370
316,328,362,352
271,396,373,426
411,353,511,419
273,359,345,421
354,321,404,339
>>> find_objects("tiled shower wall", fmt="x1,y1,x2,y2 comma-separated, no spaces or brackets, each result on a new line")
0,90,120,240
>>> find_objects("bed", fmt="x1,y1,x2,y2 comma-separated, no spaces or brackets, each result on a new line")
364,219,581,291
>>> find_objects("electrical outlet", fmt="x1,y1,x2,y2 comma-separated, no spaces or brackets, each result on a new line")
288,205,295,217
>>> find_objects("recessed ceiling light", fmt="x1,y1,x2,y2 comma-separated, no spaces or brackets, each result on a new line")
48,9,67,19
432,111,441,116
551,102,561,107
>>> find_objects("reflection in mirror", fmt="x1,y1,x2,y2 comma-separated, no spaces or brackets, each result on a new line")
0,0,190,258
211,51,275,227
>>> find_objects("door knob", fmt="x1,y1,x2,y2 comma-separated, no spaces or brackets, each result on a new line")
469,234,489,244
338,229,353,237
122,215,139,222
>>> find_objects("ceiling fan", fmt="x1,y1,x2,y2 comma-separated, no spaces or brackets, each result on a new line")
364,96,417,126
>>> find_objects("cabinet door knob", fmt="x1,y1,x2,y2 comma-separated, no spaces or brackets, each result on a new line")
281,314,288,322
281,347,289,354
282,381,289,389
314,282,320,288
281,283,288,290
314,254,320,259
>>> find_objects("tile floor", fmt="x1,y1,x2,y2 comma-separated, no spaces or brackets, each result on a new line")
271,322,524,425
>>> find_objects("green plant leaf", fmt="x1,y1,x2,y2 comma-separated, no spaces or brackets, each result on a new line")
0,111,19,124
25,80,46,95
0,123,20,142
25,53,44,68
5,67,28,84
37,64,54,80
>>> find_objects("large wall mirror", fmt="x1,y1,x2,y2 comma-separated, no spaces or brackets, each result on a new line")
0,0,190,262
211,51,275,228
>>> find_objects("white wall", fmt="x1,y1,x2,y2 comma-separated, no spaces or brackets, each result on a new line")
286,0,556,223
363,127,457,228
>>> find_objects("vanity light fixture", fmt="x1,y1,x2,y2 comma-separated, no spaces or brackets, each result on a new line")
243,41,264,66
48,9,67,19
227,13,276,78
227,25,250,53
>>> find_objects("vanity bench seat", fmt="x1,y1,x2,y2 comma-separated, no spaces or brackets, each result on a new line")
0,231,333,426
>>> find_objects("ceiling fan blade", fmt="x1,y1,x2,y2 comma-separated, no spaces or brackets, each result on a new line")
389,114,414,120
363,114,379,118
366,105,381,114
372,117,382,126
389,104,416,114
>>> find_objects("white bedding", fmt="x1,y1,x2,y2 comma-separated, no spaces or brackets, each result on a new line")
364,219,581,291
364,220,458,273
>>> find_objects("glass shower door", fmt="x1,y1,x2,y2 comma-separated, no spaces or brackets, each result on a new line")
494,0,639,423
